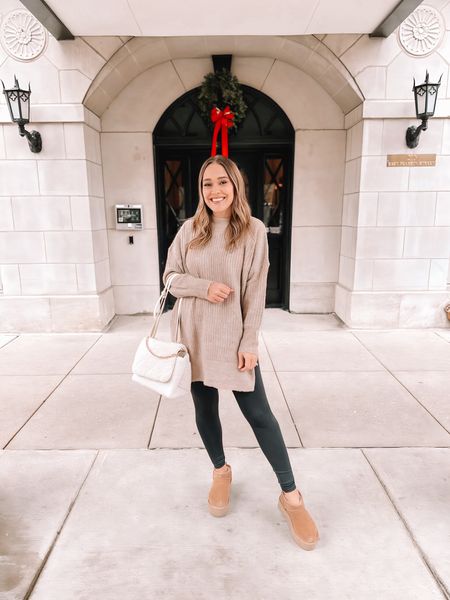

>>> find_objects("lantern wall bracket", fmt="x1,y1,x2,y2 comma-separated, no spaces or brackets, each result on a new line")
406,119,428,149
18,122,42,153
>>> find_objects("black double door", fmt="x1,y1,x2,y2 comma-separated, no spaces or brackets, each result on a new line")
155,147,292,307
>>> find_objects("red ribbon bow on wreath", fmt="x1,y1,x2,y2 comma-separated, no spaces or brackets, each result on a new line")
210,105,234,157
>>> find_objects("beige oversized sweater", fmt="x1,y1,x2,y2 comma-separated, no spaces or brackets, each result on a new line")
162,214,270,392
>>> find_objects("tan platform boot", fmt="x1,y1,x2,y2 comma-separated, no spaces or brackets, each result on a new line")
208,464,232,517
278,490,319,550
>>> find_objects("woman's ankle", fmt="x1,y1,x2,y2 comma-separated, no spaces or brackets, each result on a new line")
283,489,303,506
214,463,229,472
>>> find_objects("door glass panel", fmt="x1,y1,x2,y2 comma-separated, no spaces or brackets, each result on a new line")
263,157,284,234
239,166,250,207
164,160,186,231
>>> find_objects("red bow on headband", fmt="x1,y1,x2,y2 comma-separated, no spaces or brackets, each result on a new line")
210,105,234,157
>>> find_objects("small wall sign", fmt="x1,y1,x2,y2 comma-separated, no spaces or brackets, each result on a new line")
387,154,436,167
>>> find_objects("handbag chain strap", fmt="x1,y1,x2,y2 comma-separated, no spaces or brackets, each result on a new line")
144,338,187,359
150,273,183,342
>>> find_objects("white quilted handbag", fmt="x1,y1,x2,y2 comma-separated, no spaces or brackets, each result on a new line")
131,273,191,398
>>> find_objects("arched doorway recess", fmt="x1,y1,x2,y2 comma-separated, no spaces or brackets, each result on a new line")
153,85,295,307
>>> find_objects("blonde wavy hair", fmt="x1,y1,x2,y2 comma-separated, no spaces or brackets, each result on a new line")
187,155,252,252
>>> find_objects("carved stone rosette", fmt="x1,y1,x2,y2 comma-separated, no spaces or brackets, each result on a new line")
0,9,48,62
398,5,444,57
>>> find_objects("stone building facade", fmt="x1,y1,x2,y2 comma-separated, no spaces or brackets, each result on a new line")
0,0,449,331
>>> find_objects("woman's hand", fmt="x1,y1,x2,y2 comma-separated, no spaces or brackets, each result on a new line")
207,281,234,303
238,351,258,371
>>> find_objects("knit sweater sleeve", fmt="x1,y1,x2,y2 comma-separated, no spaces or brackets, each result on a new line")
238,220,270,355
162,223,212,299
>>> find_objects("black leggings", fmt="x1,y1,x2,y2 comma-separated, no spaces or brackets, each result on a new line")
190,364,297,493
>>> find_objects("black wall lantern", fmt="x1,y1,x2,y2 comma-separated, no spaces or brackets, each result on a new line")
1,76,42,153
406,71,442,149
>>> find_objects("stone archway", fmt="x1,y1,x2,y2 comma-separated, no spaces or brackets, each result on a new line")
92,40,359,315
83,35,363,117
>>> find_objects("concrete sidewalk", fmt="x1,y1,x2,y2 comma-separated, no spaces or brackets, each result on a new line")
1,309,450,600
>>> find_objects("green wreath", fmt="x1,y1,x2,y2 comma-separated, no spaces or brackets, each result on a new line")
197,69,247,130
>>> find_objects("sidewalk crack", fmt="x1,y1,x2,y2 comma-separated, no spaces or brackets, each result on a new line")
23,450,100,599
362,449,450,600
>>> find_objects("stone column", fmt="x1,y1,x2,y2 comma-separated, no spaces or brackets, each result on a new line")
0,110,114,331
0,3,116,332
336,107,450,328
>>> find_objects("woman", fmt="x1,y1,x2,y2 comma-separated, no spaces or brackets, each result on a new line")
162,155,319,551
